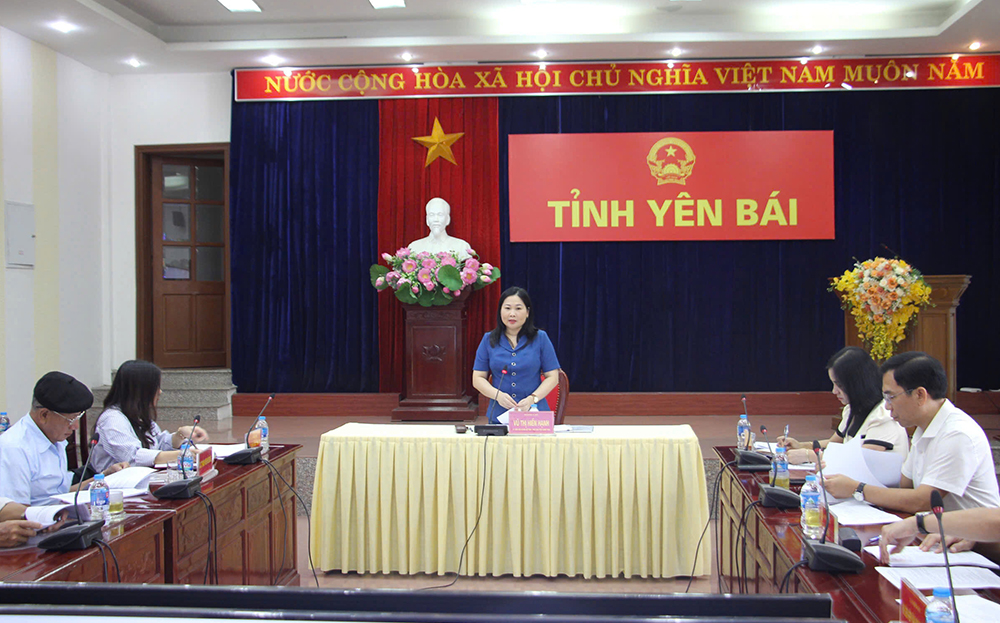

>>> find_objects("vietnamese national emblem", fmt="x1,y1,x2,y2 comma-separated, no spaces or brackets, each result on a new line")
646,137,696,185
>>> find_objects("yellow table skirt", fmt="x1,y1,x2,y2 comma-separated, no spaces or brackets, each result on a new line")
311,423,710,579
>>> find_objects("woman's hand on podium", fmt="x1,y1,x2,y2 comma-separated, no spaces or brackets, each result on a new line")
496,391,518,411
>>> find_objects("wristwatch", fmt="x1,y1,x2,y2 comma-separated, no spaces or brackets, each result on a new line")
853,482,867,502
916,512,931,535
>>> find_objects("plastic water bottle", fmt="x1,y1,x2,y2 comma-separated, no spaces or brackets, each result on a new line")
249,415,269,454
177,440,196,476
799,474,825,540
925,587,954,623
0,412,9,434
773,446,790,489
737,412,751,450
89,474,110,521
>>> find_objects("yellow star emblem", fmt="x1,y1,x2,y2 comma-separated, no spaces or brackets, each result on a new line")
412,118,464,167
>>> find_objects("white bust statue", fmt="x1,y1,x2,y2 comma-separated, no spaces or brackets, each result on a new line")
407,197,471,258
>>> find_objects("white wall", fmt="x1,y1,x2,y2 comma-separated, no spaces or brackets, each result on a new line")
108,73,231,369
1,26,231,419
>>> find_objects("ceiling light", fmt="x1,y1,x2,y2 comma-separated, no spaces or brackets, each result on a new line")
411,67,420,73
905,70,916,78
532,49,548,59
369,0,406,8
126,58,142,68
217,0,261,12
538,63,547,71
282,68,293,77
670,47,683,57
261,54,285,66
952,53,960,61
811,45,823,55
799,58,809,65
667,61,675,68
399,52,413,62
49,20,78,34
969,41,981,51
841,83,852,90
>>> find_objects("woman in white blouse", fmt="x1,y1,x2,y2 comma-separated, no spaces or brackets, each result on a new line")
778,346,909,464
90,360,209,471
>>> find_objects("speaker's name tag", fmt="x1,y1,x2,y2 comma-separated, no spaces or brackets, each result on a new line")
508,411,555,435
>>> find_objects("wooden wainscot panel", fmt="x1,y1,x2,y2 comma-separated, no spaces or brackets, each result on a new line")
109,523,165,583
271,495,297,585
245,512,272,585
213,483,248,537
176,502,211,560
218,527,247,585
247,472,272,512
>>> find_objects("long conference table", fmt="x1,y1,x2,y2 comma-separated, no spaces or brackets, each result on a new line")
311,423,711,579
715,445,1000,622
0,444,300,585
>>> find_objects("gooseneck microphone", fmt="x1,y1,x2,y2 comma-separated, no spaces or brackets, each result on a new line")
225,393,276,465
73,433,101,522
735,396,770,471
802,439,864,573
38,433,106,550
759,425,771,454
930,490,960,623
485,367,508,425
179,414,202,480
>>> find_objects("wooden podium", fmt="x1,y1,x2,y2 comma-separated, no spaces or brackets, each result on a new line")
392,289,478,421
840,274,970,401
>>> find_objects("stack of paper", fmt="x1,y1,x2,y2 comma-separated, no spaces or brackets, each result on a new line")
864,545,999,569
25,503,91,527
876,566,1000,590
828,499,901,525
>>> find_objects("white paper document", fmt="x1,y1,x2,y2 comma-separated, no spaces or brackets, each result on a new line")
554,425,594,433
863,545,999,569
24,503,91,527
821,437,904,489
50,487,148,505
876,565,1000,590
827,499,901,525
754,441,777,453
209,443,249,459
953,594,1000,623
104,466,156,490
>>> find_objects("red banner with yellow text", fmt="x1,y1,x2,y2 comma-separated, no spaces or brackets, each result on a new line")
508,131,834,242
234,55,999,101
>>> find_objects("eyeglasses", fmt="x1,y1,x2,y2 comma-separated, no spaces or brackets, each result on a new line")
50,410,85,424
883,389,912,403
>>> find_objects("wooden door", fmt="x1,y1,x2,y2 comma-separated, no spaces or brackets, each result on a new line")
151,156,228,368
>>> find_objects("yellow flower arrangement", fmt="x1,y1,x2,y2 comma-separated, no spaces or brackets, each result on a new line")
831,257,932,360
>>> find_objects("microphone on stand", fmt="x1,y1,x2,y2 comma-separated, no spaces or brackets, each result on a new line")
485,367,508,425
759,425,772,454
803,439,864,573
225,393,275,465
735,396,769,471
179,414,202,480
930,490,960,623
38,433,105,550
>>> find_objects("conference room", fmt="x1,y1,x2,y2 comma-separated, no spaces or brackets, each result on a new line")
1,1,999,622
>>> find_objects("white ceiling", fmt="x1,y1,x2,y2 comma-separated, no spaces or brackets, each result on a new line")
0,0,994,75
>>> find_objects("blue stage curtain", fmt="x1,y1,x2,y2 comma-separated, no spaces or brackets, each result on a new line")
230,100,380,392
499,89,1000,392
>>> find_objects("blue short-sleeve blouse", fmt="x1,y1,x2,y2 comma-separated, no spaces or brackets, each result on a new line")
473,329,560,422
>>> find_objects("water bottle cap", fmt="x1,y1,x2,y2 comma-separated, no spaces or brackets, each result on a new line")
95,474,105,481
258,415,266,420
775,446,786,454
932,587,951,599
805,474,817,482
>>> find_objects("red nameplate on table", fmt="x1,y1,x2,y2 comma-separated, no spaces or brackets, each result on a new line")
197,446,214,478
900,577,929,623
508,411,555,435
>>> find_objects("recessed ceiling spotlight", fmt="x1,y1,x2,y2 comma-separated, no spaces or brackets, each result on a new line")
126,58,142,68
532,49,548,59
217,0,261,12
841,83,853,90
49,20,78,34
969,41,981,51
667,61,675,68
952,53,961,61
261,54,285,66
800,58,809,65
282,68,293,77
538,63,547,71
811,45,823,55
369,0,406,8
670,47,683,57
399,52,413,62
412,67,420,73
905,70,916,78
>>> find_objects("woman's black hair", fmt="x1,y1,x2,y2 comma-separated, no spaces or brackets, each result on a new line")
488,286,539,347
826,347,884,439
101,359,162,449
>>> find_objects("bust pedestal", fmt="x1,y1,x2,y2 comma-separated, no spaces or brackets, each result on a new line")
392,288,478,421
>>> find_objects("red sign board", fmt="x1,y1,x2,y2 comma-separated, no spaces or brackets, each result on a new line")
508,131,834,242
234,55,999,101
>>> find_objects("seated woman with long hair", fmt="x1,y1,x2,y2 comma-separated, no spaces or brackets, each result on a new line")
778,346,909,464
90,360,209,471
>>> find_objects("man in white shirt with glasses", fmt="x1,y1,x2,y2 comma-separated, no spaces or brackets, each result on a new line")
824,352,1000,514
0,371,127,505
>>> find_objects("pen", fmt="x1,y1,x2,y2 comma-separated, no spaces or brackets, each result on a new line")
868,536,880,544
783,424,789,439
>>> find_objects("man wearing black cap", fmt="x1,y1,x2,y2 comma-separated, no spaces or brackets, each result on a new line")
0,371,128,505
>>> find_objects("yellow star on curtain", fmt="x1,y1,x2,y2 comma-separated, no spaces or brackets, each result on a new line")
411,118,464,167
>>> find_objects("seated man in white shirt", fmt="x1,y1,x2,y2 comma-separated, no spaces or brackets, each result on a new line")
0,496,43,548
0,371,128,506
824,352,1000,513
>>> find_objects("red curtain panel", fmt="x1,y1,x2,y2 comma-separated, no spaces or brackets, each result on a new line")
377,97,501,393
